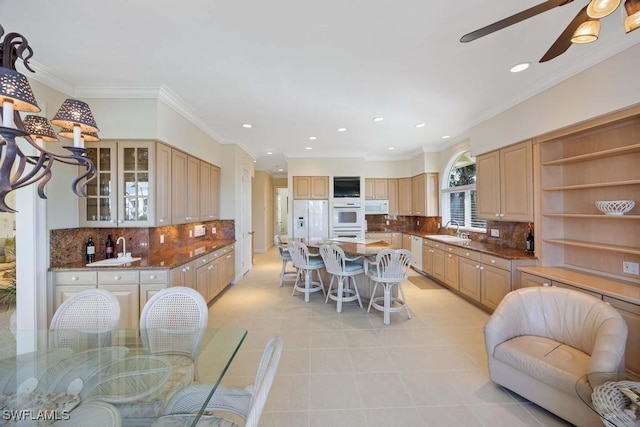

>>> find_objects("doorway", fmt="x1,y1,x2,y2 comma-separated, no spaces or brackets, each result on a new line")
275,187,288,237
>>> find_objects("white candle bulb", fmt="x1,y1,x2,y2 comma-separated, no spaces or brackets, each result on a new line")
2,100,14,128
73,125,83,148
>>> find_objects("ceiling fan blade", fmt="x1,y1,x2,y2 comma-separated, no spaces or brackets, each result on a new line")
460,0,574,43
539,5,589,62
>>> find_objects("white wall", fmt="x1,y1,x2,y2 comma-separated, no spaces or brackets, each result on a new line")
470,44,640,155
83,98,157,139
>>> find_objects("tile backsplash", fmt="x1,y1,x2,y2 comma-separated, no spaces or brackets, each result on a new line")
50,220,235,265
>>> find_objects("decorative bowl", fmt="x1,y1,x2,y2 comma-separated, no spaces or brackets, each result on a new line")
595,200,635,216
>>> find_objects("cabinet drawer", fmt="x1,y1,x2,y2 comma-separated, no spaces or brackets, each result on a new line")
54,271,97,285
457,248,481,262
443,244,458,254
552,280,602,299
519,272,551,288
481,253,511,271
98,270,139,285
423,239,434,248
220,244,234,254
140,269,169,284
430,241,447,250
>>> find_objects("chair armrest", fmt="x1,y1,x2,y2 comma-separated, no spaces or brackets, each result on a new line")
162,383,252,418
587,317,628,383
483,297,525,356
344,255,363,262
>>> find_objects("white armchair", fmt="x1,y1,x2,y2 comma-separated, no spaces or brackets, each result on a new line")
485,286,628,427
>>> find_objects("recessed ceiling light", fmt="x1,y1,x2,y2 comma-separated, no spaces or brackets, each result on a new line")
510,62,530,73
278,168,283,172
337,127,347,132
442,135,451,139
242,123,252,128
309,136,317,140
266,151,273,155
305,146,313,150
388,147,395,150
373,117,384,122
415,123,426,128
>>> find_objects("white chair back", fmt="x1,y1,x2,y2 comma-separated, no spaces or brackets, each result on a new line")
140,287,208,358
245,335,283,427
319,244,346,275
371,249,412,282
288,241,312,269
50,289,120,350
274,235,289,259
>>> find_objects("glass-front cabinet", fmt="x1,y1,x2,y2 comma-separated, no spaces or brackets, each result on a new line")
80,140,156,227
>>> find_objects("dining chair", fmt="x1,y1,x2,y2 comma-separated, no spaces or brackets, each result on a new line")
49,289,120,350
140,286,209,358
55,400,122,426
365,249,413,325
319,244,364,312
288,241,326,302
155,335,284,427
274,235,297,287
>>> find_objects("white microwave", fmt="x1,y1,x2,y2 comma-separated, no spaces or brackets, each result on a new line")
365,200,389,214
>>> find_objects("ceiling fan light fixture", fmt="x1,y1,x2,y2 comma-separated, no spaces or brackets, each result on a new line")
571,19,600,43
586,0,621,18
624,0,640,32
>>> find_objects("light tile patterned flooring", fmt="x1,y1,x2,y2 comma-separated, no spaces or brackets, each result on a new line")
207,247,574,427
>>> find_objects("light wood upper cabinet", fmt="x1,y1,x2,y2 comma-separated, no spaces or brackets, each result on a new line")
411,173,439,217
156,142,172,225
387,178,399,215
477,140,533,222
398,178,412,215
199,162,220,221
293,176,329,199
365,179,388,200
172,150,202,224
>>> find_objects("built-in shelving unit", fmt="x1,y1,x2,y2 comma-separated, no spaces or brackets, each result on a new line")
535,106,640,283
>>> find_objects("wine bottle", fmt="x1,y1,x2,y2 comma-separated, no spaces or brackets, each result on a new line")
86,235,95,262
525,224,534,253
105,234,114,259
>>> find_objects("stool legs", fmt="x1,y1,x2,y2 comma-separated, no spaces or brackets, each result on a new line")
326,274,363,313
367,280,411,325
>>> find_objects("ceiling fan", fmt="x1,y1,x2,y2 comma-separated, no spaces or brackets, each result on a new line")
460,0,640,62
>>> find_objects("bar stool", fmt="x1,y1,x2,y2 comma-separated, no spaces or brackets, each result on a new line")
289,241,326,303
365,249,413,325
274,235,297,287
319,244,363,313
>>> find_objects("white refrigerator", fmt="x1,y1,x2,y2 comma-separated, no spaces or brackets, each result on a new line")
292,200,329,239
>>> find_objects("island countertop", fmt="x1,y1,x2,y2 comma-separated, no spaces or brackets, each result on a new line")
49,239,236,271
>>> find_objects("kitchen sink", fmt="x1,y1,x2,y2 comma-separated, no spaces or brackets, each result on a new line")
423,235,468,243
86,257,141,267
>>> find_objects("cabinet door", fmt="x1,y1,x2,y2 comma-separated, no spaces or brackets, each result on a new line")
387,179,399,215
476,150,501,220
199,161,212,222
140,283,166,313
604,296,640,378
210,165,220,220
80,141,117,227
411,174,426,216
54,285,96,313
311,176,329,199
187,156,200,222
293,176,311,199
444,252,459,290
422,244,433,275
459,257,481,301
98,284,139,330
500,140,533,221
552,280,602,299
224,251,235,284
118,141,155,227
365,179,375,200
431,248,445,283
156,142,172,225
480,265,511,311
374,179,388,199
170,261,196,289
425,173,439,217
390,233,402,248
196,262,212,302
398,178,412,215
171,150,189,224
402,233,411,250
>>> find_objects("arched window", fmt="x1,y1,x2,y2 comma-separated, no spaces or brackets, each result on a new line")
441,151,486,231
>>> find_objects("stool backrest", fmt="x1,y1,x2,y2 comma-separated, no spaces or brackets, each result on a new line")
371,249,412,281
319,244,346,275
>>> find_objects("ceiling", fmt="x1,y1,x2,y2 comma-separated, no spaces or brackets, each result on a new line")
3,1,639,176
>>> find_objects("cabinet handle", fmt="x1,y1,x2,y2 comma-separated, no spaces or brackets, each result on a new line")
479,266,484,270
499,213,504,217
543,282,550,287
226,255,231,259
490,259,496,264
149,274,156,280
202,258,207,263
495,213,500,217
71,276,79,281
465,252,470,256
110,220,116,224
475,265,480,269
118,220,123,224
159,219,164,223
208,265,213,270
448,254,452,258
114,276,121,280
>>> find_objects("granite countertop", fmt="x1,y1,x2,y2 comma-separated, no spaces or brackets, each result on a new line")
49,239,236,271
392,231,536,261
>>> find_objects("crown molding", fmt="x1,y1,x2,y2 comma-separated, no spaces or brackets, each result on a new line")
75,86,161,98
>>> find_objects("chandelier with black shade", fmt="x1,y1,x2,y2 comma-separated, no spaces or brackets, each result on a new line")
0,24,98,212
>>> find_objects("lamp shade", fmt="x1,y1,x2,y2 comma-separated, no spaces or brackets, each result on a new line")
51,99,99,133
571,20,600,43
625,0,640,32
58,127,100,142
23,115,59,142
587,0,621,18
0,67,41,112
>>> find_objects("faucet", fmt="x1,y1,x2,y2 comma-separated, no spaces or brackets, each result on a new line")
116,236,127,258
443,220,461,238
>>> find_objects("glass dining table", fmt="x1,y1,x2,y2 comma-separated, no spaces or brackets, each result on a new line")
0,327,247,426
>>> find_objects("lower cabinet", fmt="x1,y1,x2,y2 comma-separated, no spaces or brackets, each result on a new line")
480,264,511,311
443,250,459,290
604,296,640,379
193,244,235,304
459,256,481,301
170,259,197,289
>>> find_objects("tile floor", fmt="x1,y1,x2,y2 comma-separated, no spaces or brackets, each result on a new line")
207,247,574,427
